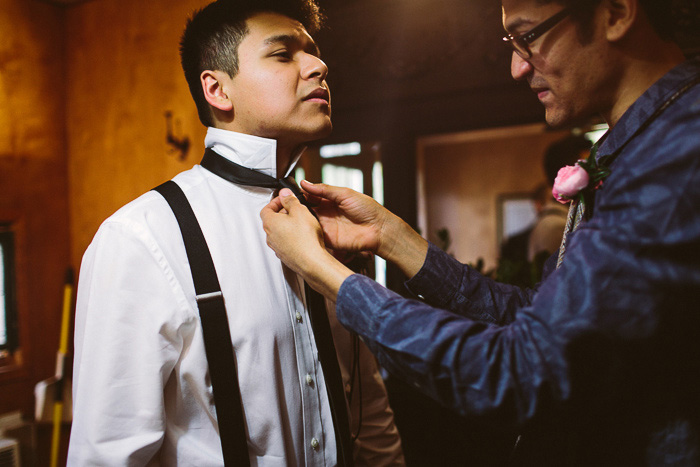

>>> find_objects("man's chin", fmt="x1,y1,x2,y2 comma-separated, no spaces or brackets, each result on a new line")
292,123,333,145
545,116,568,129
310,122,333,140
545,110,595,130
544,106,595,130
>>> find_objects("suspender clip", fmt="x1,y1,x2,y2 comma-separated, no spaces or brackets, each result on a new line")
196,291,223,304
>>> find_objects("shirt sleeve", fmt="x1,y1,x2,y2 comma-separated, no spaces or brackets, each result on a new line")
405,242,537,325
68,218,191,465
337,274,568,427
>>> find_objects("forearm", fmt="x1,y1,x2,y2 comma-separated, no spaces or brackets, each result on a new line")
406,242,533,324
302,248,355,301
376,213,429,280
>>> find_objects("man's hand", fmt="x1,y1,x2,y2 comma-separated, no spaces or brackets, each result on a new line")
301,180,393,257
261,189,353,300
301,180,429,278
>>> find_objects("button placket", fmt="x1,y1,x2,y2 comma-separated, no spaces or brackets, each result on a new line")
282,268,329,465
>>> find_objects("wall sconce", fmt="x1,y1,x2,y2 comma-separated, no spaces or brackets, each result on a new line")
164,111,191,161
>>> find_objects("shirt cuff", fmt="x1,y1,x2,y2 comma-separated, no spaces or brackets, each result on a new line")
404,242,464,308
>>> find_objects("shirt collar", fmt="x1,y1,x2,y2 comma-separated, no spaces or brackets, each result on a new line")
596,57,700,162
204,128,305,178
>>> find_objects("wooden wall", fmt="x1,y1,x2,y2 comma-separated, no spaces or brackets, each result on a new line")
65,0,210,268
0,0,70,417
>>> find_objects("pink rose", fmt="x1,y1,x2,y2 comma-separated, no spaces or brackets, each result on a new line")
552,164,589,204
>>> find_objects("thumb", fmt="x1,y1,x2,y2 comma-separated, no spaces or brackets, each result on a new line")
301,180,346,203
279,188,302,211
300,180,327,197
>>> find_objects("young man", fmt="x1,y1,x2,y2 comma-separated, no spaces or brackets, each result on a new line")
68,1,404,465
262,0,700,464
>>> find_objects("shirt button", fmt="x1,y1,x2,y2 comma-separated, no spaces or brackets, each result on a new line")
295,312,303,323
345,383,352,393
306,374,315,388
311,438,320,450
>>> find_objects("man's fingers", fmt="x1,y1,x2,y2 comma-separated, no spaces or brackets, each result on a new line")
301,180,334,198
260,188,302,222
279,188,303,213
300,180,351,204
299,179,319,192
299,189,325,206
260,196,290,225
261,196,284,216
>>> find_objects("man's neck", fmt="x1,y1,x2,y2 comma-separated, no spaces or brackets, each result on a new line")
276,143,306,179
604,43,686,128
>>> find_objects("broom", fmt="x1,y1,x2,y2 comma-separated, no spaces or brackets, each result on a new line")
34,267,74,467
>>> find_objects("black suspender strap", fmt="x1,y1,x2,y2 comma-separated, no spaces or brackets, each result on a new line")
153,180,249,467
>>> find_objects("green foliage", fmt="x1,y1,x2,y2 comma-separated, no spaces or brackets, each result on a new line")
436,227,452,254
495,250,551,288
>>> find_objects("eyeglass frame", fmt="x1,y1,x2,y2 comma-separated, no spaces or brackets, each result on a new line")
502,7,572,59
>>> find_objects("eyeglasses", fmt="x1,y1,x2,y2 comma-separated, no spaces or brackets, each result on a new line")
502,8,572,59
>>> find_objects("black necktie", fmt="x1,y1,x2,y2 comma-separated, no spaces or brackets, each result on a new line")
201,148,317,211
201,148,354,466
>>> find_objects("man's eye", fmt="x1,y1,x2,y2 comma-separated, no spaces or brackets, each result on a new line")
272,51,292,60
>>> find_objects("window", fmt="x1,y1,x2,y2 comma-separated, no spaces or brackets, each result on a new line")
297,142,386,286
0,227,18,356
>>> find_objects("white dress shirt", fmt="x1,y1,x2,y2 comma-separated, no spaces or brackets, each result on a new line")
68,129,404,466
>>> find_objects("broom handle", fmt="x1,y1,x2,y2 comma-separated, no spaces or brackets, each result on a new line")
51,268,74,467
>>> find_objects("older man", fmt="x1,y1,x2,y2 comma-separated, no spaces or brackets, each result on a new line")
261,0,700,464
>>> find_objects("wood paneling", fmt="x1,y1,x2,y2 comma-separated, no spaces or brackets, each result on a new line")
0,0,70,417
65,0,209,268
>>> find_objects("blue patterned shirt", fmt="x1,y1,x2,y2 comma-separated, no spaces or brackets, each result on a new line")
336,57,700,466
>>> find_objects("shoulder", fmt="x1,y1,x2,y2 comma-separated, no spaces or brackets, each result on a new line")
593,94,700,242
94,168,206,245
81,169,215,291
92,190,176,253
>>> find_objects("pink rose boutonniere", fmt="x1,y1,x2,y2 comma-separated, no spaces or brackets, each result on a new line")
552,157,611,204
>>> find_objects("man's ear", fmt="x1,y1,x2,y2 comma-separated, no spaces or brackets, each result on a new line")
603,0,638,42
200,70,233,112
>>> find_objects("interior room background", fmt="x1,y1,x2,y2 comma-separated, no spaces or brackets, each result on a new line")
1,0,698,464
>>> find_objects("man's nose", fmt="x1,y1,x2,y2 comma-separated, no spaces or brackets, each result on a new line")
303,54,328,81
511,52,533,81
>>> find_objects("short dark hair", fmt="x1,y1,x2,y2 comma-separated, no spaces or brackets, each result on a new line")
544,135,592,186
180,0,324,127
537,0,677,43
